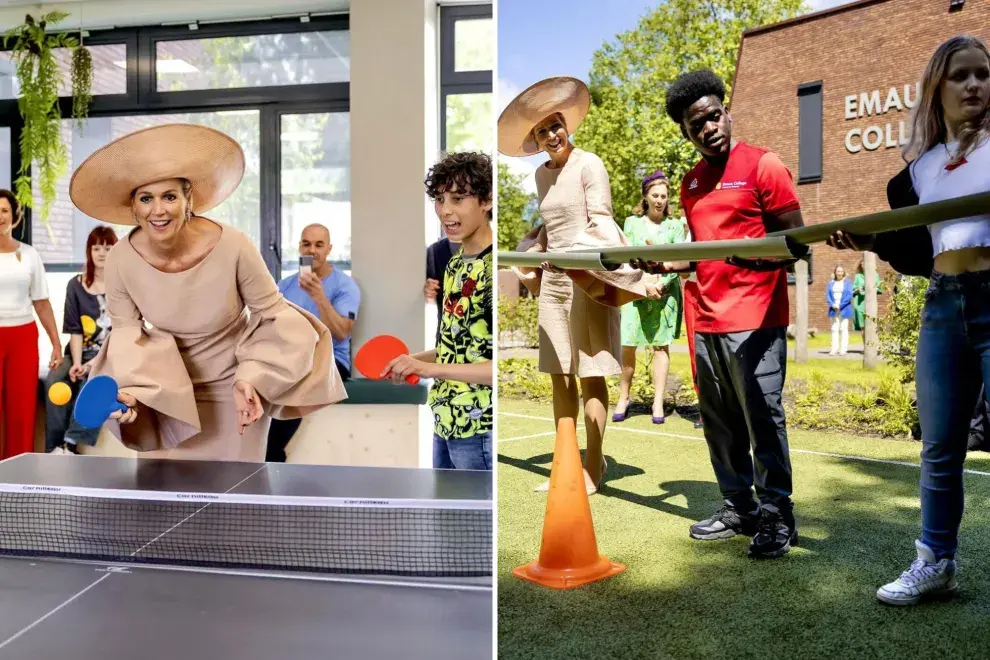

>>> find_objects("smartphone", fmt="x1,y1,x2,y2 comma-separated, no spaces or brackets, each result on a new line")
299,255,313,277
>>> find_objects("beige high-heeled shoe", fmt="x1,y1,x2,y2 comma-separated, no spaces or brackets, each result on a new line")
534,458,608,496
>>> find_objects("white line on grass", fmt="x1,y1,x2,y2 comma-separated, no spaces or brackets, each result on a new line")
498,431,559,443
498,412,990,477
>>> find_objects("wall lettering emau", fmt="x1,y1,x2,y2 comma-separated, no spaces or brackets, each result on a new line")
844,83,921,153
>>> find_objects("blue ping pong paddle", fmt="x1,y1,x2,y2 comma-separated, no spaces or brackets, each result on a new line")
72,375,129,428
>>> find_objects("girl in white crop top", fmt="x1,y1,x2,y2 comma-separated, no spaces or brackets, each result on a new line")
875,35,990,608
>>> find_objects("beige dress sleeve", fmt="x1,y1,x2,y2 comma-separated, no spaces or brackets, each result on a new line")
230,230,348,419
89,244,202,452
564,151,646,307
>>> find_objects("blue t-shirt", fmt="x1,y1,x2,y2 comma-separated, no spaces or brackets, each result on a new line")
278,268,361,370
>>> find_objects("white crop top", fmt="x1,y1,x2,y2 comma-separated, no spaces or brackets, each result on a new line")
909,136,990,257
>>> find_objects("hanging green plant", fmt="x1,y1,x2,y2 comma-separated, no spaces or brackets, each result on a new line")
2,12,78,233
71,45,92,131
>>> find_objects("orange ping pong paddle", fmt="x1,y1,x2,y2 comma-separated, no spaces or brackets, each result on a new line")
354,335,420,385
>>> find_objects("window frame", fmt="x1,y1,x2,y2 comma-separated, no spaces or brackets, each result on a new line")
438,3,492,152
0,15,350,279
796,80,823,185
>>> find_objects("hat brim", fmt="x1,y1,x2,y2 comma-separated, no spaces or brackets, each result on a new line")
497,76,591,157
69,124,245,226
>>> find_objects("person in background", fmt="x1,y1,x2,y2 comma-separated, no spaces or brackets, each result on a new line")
825,264,853,356
851,262,882,346
425,231,460,342
266,223,361,462
385,152,494,470
44,226,118,454
0,189,62,458
613,170,684,424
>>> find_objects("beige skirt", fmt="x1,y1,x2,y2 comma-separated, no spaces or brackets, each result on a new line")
538,271,621,378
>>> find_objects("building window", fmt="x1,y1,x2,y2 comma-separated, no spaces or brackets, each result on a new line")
439,4,492,154
155,31,349,92
0,16,349,280
797,81,823,184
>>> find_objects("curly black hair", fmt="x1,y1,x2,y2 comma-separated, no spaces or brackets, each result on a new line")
664,69,727,126
424,152,493,219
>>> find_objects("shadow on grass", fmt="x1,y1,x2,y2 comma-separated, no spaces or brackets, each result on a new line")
498,455,990,659
497,452,715,523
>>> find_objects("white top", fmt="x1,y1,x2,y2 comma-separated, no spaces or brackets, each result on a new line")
0,242,49,327
910,136,990,257
831,280,845,303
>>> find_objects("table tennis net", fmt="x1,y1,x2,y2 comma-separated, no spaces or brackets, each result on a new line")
0,490,492,578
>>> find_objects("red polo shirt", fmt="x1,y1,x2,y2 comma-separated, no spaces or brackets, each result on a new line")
681,142,800,334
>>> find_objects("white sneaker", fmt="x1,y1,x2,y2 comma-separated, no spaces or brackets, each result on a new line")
48,446,66,455
877,540,958,606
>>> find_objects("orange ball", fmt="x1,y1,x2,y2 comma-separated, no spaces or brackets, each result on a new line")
48,382,72,406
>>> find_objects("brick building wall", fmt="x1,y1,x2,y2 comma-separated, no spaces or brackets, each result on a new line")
729,0,990,328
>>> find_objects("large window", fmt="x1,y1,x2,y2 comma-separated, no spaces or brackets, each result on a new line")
0,16,348,279
280,112,350,271
439,4,492,154
155,31,349,92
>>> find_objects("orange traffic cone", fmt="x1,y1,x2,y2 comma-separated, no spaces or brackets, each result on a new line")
513,417,626,589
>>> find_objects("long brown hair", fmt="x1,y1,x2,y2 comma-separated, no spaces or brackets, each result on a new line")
84,226,118,287
904,35,990,166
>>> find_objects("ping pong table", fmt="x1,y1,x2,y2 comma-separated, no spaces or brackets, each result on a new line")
0,454,492,660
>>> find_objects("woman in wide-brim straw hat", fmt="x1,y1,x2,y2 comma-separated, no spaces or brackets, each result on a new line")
72,123,347,461
499,76,646,495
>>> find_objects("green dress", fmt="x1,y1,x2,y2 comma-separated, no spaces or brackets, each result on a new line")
620,215,684,347
852,272,883,331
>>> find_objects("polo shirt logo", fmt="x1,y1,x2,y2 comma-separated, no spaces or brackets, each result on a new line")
689,178,698,190
721,180,748,190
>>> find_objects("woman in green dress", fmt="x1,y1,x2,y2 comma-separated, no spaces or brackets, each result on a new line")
613,170,684,424
852,262,883,339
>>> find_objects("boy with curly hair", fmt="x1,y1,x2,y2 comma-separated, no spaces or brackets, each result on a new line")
384,152,493,470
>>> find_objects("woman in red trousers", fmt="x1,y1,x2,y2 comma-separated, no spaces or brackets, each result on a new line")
0,190,62,458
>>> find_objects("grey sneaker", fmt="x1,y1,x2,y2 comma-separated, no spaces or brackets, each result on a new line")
876,540,958,606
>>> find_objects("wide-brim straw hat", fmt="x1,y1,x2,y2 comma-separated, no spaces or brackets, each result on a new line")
497,76,591,157
69,123,245,226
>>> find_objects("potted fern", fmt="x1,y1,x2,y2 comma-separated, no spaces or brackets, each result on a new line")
3,11,93,234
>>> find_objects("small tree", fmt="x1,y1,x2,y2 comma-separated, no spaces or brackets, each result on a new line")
497,162,536,251
877,274,927,383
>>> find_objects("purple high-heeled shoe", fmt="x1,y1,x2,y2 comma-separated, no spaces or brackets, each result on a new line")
612,410,628,422
652,415,665,424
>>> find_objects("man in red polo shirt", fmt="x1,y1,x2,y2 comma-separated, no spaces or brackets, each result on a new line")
637,70,805,559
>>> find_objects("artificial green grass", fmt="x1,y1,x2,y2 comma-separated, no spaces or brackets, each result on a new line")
497,398,990,659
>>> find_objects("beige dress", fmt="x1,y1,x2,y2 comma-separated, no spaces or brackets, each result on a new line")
88,221,347,461
514,148,645,378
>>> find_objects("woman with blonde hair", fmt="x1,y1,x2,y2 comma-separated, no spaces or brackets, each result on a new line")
499,77,645,494
828,35,990,605
613,170,684,423
72,123,346,460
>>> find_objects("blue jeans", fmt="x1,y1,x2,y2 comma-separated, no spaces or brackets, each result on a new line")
433,431,492,470
916,270,990,559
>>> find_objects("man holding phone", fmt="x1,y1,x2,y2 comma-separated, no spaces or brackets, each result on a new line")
267,223,361,462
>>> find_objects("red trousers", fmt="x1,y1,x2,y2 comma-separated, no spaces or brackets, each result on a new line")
0,322,39,459
683,280,700,396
